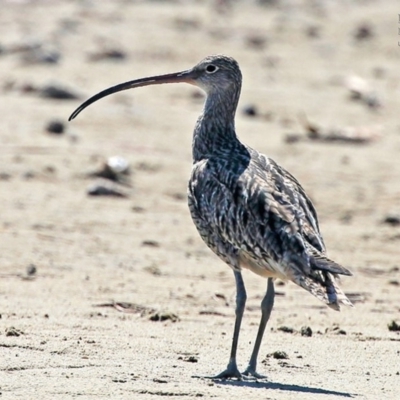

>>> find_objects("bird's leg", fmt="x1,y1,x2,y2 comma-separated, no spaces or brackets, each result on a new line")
208,270,247,380
242,277,275,379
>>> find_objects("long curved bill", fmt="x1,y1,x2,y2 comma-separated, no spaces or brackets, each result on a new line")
68,69,196,121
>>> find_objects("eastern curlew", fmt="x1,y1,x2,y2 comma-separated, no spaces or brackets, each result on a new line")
69,55,353,380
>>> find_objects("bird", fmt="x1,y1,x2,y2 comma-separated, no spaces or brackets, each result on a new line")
69,55,353,380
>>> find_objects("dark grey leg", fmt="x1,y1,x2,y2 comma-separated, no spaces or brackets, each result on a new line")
208,270,247,380
243,277,275,379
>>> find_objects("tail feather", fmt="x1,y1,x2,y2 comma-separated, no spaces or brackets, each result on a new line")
309,251,352,276
297,271,353,310
325,272,353,310
293,248,353,310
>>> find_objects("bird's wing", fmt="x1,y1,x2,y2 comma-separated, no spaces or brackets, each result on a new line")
246,153,352,275
191,151,350,277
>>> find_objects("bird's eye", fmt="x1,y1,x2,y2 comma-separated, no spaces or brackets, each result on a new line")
205,64,218,74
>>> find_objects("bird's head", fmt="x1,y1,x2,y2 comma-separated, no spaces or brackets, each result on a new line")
189,55,242,93
68,55,242,121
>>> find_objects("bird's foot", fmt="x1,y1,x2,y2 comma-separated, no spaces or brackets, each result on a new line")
242,367,267,381
194,361,243,381
207,368,242,381
194,367,266,381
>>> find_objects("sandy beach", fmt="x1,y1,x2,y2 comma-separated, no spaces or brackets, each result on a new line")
0,1,399,399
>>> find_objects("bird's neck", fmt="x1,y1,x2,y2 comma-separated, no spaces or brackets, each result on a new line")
192,89,242,162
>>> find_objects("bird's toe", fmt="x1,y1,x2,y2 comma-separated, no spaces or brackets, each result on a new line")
195,361,243,380
242,367,267,381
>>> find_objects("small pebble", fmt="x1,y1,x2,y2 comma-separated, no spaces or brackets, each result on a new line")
88,157,131,185
277,326,295,334
26,264,37,276
149,312,179,322
300,326,313,337
354,23,374,41
45,120,65,135
242,104,258,117
5,327,24,337
382,214,400,226
326,325,346,335
179,355,198,363
388,320,400,332
270,351,288,360
153,378,168,384
40,84,80,100
107,156,130,175
22,170,35,180
141,240,160,248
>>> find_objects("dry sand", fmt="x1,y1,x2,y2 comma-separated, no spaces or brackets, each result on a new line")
0,1,399,399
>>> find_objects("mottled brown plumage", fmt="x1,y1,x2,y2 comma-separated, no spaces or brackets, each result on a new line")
69,55,352,380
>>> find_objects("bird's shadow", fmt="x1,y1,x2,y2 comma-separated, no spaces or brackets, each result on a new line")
203,378,355,397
